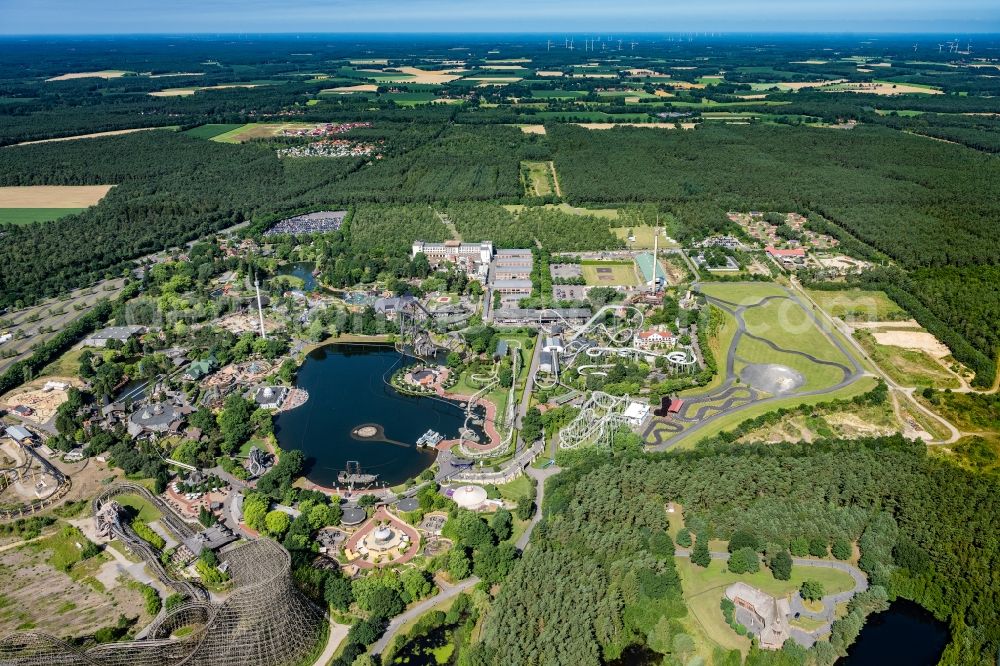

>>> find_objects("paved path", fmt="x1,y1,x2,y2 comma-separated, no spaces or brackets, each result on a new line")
311,621,350,666
370,577,479,655
674,548,867,648
515,464,560,550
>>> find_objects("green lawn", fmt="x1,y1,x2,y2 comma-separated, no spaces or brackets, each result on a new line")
115,494,162,523
734,335,845,392
581,261,639,287
699,282,787,305
741,297,854,367
0,208,84,225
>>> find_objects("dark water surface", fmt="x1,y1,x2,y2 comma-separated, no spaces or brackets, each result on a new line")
275,261,317,291
838,599,948,666
274,343,470,486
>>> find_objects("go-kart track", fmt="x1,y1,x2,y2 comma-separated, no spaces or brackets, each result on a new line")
644,284,867,449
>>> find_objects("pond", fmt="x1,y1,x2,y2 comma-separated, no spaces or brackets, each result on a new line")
275,261,317,292
274,343,475,487
839,599,948,666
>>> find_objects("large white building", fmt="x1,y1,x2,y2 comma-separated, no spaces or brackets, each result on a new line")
412,240,494,279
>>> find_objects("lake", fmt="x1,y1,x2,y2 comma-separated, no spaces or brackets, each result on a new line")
839,599,948,666
274,343,472,487
275,261,317,292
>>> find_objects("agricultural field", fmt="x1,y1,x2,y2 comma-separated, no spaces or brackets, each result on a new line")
0,186,113,208
0,208,85,225
182,123,245,140
0,186,112,225
580,261,639,286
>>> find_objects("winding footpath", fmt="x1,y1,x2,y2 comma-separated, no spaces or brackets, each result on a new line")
674,548,868,648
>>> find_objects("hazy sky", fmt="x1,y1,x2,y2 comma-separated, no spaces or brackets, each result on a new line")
1,0,997,34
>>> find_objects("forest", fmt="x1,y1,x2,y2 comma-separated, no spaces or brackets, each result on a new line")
475,436,1000,665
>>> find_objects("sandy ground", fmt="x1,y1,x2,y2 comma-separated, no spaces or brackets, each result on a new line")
791,60,829,65
576,122,697,130
518,124,546,134
872,330,951,358
0,185,113,208
215,312,281,335
395,66,463,84
480,65,527,70
324,84,378,93
11,127,169,147
850,320,922,330
535,71,564,77
570,73,617,79
46,70,127,81
350,59,388,65
2,377,79,424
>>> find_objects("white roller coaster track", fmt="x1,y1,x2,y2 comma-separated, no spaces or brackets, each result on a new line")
558,391,632,450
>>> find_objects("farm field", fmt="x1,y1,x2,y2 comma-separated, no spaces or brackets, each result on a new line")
182,123,245,140
46,70,129,81
581,261,639,286
11,127,174,146
0,185,113,208
0,208,85,225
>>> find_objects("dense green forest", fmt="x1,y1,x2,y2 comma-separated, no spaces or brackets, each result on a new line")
476,436,1000,665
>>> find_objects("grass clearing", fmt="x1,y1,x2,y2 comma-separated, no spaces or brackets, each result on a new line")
114,494,162,523
741,298,853,367
675,377,879,447
805,288,907,322
855,330,959,389
521,161,554,197
612,226,678,249
581,261,639,287
0,208,84,225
